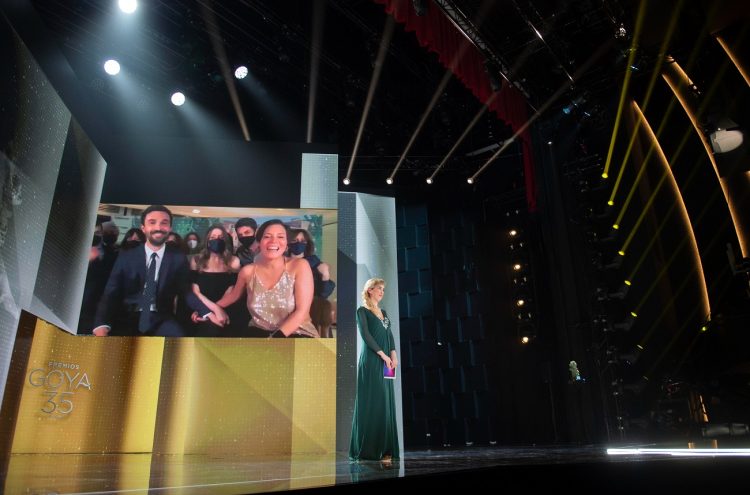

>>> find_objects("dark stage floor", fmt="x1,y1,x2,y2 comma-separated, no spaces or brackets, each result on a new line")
2,443,749,494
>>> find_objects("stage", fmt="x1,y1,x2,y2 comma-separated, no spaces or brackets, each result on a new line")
2,444,748,494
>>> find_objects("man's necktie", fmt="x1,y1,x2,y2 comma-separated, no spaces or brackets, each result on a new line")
138,252,158,333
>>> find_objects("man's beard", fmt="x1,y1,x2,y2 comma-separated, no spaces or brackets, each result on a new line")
147,230,168,246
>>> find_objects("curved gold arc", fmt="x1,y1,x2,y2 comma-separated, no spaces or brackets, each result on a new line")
632,101,710,319
662,61,749,257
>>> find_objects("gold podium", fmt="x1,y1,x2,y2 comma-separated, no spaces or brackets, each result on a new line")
7,317,336,456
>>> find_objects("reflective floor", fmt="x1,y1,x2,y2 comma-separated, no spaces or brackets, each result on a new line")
2,444,748,494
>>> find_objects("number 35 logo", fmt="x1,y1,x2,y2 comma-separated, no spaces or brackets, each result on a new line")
28,368,92,416
42,391,74,415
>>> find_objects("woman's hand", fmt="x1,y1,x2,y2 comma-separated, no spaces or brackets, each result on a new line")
379,351,393,369
390,352,398,369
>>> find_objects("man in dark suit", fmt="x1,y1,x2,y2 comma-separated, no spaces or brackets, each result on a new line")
92,205,227,336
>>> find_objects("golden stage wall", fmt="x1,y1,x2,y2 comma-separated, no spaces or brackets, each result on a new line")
8,318,336,455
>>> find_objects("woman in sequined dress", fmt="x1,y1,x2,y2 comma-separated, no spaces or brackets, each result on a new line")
214,219,318,338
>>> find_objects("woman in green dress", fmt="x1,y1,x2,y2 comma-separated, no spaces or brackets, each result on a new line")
349,278,400,462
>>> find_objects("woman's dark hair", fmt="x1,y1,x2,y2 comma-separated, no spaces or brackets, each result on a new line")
167,231,183,243
185,231,200,242
194,224,234,271
310,296,333,337
120,228,145,249
166,231,188,254
290,228,315,257
256,219,291,243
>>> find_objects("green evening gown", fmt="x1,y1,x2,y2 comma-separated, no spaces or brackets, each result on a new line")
349,306,400,461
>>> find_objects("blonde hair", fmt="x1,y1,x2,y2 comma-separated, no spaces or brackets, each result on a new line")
361,278,386,311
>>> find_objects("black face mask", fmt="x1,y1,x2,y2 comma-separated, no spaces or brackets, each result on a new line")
102,233,118,246
92,234,102,246
288,241,307,256
121,240,141,250
238,235,255,248
207,238,226,254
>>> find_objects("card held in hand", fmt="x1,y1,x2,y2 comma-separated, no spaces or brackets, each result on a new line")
383,362,396,379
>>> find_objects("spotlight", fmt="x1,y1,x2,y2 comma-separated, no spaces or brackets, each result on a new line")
467,177,474,184
518,322,536,343
234,66,248,80
386,177,393,185
512,263,522,271
343,177,351,185
612,224,619,230
426,177,433,184
547,141,553,146
710,126,743,153
618,250,625,256
171,92,186,106
607,200,614,206
602,173,609,179
509,229,518,237
516,299,525,307
103,59,120,76
118,0,137,14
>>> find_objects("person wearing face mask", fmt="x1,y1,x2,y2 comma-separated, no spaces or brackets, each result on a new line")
166,231,189,255
100,221,120,248
288,229,336,299
289,229,336,338
185,232,200,254
233,217,258,267
186,225,243,336
120,228,145,251
78,220,120,334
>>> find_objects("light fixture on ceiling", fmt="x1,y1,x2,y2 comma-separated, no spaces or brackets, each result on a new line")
171,92,186,106
234,66,248,80
118,0,137,14
103,59,120,76
709,118,743,154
